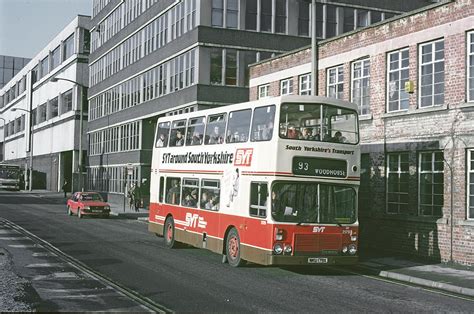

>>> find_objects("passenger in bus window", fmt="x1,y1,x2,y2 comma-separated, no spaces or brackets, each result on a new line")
209,126,224,144
156,133,166,147
300,128,314,140
331,131,343,143
210,195,219,210
261,121,273,140
184,189,198,207
175,130,185,146
201,192,209,208
167,180,181,204
191,131,202,145
287,125,298,139
313,129,321,141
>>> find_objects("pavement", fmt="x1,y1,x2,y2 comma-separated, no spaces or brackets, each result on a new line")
10,189,474,298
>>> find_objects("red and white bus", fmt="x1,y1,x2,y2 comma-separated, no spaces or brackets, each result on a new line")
148,95,360,267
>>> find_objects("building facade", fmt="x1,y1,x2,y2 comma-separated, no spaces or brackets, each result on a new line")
249,0,474,265
87,0,432,204
0,55,31,89
0,16,91,192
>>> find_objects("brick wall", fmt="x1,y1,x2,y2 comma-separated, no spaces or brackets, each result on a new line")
249,0,474,265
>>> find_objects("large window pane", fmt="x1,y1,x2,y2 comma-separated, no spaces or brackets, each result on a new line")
225,49,237,85
245,0,257,30
351,59,370,115
251,105,275,141
210,49,223,85
272,182,356,224
205,113,226,144
419,151,444,216
419,40,444,107
260,0,272,32
226,109,251,143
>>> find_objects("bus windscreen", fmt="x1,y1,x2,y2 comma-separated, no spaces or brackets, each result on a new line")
0,167,20,180
279,103,359,144
271,182,357,225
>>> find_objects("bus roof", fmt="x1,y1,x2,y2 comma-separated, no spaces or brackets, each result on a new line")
157,95,358,123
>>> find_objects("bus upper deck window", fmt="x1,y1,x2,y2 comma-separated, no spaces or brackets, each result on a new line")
156,122,171,147
251,105,275,142
205,114,226,145
170,120,187,147
186,116,205,146
226,109,251,143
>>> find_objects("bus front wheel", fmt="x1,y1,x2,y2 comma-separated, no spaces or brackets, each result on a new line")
226,228,244,267
164,217,176,248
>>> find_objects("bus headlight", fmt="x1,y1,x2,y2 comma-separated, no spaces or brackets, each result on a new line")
342,246,348,253
351,236,357,242
348,244,357,255
273,243,283,255
284,244,292,254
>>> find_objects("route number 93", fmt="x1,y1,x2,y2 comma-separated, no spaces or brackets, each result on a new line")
297,162,309,171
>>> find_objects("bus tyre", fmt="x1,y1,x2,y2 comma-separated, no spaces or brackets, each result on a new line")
67,206,72,216
226,228,244,267
164,217,176,248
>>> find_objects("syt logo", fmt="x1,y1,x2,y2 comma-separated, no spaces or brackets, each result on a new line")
234,148,253,166
312,226,326,233
185,213,207,229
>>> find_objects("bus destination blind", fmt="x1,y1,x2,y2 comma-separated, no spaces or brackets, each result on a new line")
292,157,347,178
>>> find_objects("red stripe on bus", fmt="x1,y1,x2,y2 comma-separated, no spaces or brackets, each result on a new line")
149,202,358,251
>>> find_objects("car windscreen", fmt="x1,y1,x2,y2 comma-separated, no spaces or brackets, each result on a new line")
81,194,104,201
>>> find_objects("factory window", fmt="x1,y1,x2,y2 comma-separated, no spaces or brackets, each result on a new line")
419,39,444,108
387,48,410,112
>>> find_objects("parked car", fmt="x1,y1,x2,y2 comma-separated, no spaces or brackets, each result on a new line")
67,192,111,218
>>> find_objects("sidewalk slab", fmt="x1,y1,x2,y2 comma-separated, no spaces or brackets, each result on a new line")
359,256,474,297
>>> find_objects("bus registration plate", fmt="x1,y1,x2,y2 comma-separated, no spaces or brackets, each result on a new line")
308,257,328,264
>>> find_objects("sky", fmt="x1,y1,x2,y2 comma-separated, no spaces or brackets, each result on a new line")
0,0,91,58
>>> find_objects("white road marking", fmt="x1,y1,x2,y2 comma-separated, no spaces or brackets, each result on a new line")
26,263,67,268
9,244,43,248
0,236,30,240
32,252,58,257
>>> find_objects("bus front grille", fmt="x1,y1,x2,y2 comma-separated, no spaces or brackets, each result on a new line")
293,234,342,254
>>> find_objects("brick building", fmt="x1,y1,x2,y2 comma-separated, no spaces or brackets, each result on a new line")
249,0,474,265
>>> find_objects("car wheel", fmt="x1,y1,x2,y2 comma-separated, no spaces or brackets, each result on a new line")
67,206,72,216
226,227,245,267
164,217,176,248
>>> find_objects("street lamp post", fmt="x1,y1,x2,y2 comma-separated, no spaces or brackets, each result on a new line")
11,107,33,191
304,0,319,96
311,0,318,96
51,77,86,192
0,117,5,162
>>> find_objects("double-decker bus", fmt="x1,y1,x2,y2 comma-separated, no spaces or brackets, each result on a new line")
0,164,22,190
149,95,360,267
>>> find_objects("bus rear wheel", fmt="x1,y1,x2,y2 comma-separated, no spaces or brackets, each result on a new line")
164,217,176,248
226,228,244,267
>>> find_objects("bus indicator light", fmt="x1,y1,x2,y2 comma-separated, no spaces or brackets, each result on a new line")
234,148,253,166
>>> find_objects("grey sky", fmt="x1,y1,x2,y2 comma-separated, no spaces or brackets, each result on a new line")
0,0,90,58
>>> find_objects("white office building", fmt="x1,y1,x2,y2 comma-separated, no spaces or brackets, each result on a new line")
0,15,91,191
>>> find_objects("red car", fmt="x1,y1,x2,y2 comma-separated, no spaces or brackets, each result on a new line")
67,192,111,218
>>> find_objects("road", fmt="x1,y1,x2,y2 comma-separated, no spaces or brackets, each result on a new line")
0,190,472,312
